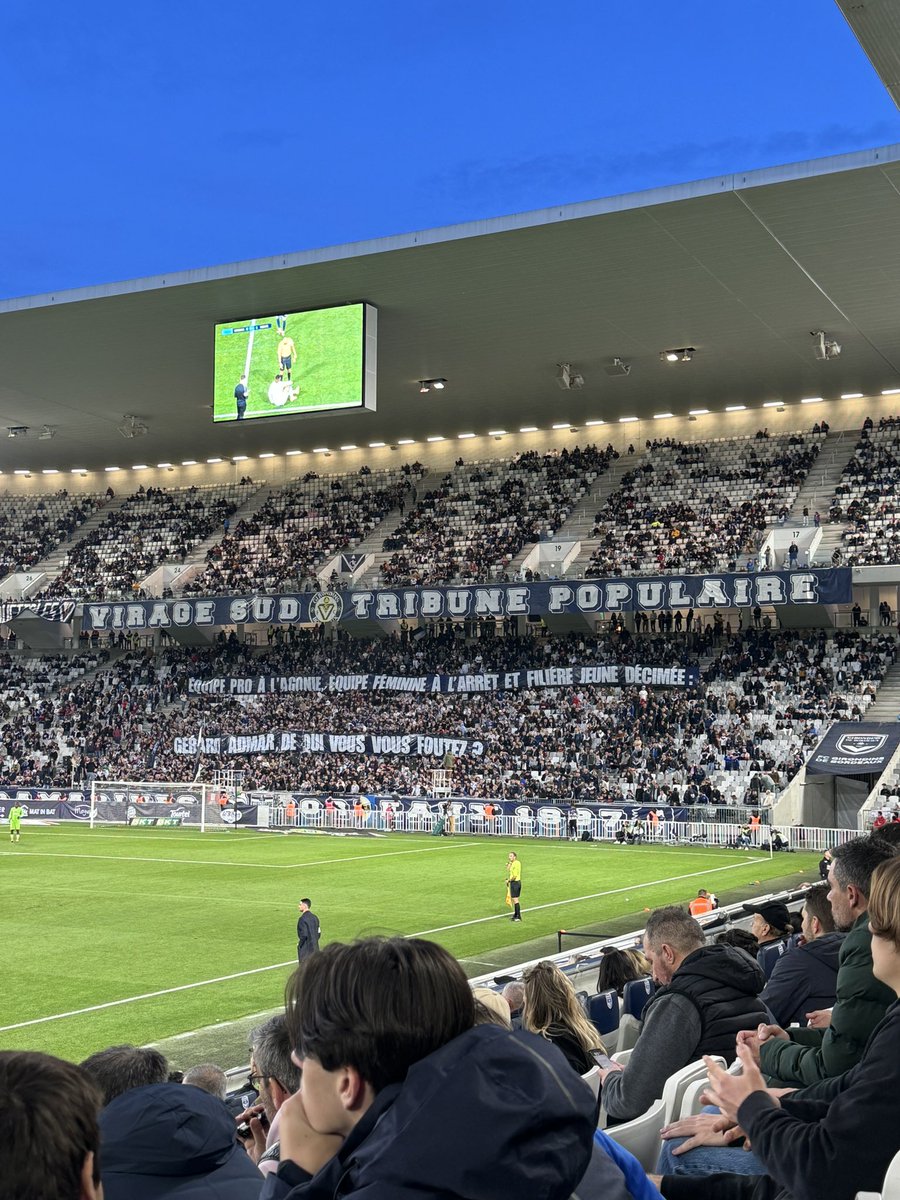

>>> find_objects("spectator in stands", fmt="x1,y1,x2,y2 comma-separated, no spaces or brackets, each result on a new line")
659,854,900,1200
597,946,645,996
182,1062,227,1100
99,1081,262,1199
501,979,525,1026
245,1014,303,1174
79,1043,169,1105
752,835,897,1087
1,1049,104,1200
744,900,793,956
263,936,637,1199
714,928,759,956
472,986,513,1028
599,907,766,1122
759,883,843,1026
521,959,606,1074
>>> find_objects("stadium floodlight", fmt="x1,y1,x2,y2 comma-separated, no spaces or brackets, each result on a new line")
397,438,416,445
7,426,27,438
585,419,605,426
619,416,638,423
811,330,840,360
653,412,674,419
340,444,357,451
426,435,445,442
105,466,120,472
206,457,222,464
689,408,709,415
71,468,87,474
14,468,30,475
552,422,570,429
841,392,863,400
660,347,695,362
312,447,330,454
132,464,148,471
231,455,249,462
368,441,386,448
157,462,173,468
457,432,475,439
42,468,58,474
556,363,584,390
519,426,538,433
286,449,303,455
118,414,147,439
418,378,447,392
762,400,783,408
725,405,747,412
39,425,56,440
882,387,900,396
800,397,824,404
258,452,275,458
181,459,197,466
488,430,506,437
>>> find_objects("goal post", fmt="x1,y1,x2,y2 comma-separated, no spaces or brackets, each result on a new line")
89,781,215,830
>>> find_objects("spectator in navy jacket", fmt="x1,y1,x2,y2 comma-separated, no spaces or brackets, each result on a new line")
760,884,844,1027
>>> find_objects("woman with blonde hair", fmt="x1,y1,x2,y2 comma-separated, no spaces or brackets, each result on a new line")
522,960,606,1075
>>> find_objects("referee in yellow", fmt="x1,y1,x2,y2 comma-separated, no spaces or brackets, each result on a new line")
506,851,522,922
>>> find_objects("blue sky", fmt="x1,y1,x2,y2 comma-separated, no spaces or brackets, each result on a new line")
2,0,898,299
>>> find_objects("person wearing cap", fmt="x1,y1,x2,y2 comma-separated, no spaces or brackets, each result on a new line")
745,900,793,966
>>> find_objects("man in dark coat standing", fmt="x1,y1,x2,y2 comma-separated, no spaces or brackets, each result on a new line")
297,899,321,962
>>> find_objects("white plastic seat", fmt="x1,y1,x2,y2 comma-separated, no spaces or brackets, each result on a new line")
661,1057,725,1124
605,1095,667,1171
581,1064,602,1099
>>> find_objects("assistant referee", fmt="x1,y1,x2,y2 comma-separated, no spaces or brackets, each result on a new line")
506,851,522,922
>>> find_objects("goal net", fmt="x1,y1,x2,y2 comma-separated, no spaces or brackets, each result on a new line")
89,781,219,830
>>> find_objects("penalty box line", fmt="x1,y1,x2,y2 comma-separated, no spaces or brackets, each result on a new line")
0,857,767,1034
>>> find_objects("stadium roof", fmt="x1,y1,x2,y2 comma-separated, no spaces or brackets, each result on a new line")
4,144,900,472
837,0,900,109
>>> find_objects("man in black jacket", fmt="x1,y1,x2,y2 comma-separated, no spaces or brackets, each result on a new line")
760,883,843,1027
296,899,320,962
600,906,767,1121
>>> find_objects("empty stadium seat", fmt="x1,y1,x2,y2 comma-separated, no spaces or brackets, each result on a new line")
588,989,621,1038
622,977,655,1020
605,1096,666,1171
661,1057,724,1125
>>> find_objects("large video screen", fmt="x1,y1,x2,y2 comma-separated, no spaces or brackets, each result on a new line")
213,302,376,423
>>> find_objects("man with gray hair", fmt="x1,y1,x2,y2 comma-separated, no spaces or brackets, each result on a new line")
599,905,767,1121
501,980,525,1028
182,1063,228,1101
243,1013,303,1172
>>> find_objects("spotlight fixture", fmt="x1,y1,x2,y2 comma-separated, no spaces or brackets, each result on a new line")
418,378,448,393
811,330,841,360
7,426,28,438
660,347,696,363
556,363,584,390
603,357,631,377
39,425,56,441
118,414,148,439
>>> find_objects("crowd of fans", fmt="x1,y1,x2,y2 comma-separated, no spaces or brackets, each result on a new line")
0,489,103,577
378,444,615,586
586,433,822,578
10,833,900,1199
831,417,900,566
183,467,422,596
1,624,888,803
37,482,259,600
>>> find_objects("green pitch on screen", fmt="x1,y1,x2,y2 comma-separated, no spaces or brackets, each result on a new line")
213,303,367,422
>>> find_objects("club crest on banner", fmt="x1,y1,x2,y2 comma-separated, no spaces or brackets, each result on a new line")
308,591,343,624
835,733,889,756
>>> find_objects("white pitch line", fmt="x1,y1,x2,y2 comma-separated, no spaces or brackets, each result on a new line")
0,842,481,872
0,856,767,1033
243,323,256,381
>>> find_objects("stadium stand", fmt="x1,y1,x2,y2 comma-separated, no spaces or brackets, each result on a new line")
37,481,259,600
585,431,823,577
0,490,103,577
183,466,420,596
832,419,900,566
377,444,615,585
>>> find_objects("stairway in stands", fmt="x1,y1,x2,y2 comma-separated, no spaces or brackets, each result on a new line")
548,451,644,578
861,658,900,722
169,480,272,594
25,492,133,588
784,430,854,565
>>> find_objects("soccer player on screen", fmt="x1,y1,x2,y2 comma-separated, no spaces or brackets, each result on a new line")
275,314,287,335
277,333,298,382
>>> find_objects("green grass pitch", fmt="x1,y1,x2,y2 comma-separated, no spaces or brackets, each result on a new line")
1,827,820,1063
213,304,364,423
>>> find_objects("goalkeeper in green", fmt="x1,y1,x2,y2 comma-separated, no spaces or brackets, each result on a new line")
9,803,23,843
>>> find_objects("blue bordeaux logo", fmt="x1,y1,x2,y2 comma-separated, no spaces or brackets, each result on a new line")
309,591,344,625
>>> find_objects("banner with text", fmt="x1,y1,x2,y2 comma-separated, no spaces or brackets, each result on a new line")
186,663,699,697
807,722,900,776
0,600,77,624
82,568,851,630
172,732,485,758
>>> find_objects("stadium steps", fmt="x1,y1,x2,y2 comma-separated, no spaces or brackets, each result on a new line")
786,430,854,527
556,454,645,577
344,476,433,588
860,660,900,722
27,492,135,582
167,481,273,592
